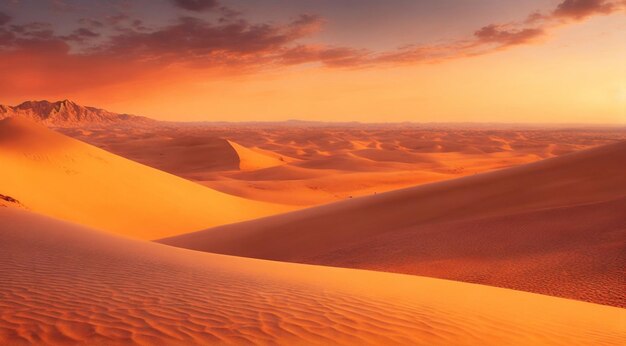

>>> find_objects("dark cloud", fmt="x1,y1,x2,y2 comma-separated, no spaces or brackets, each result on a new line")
474,25,544,45
0,12,11,26
9,22,52,33
171,0,218,12
131,19,150,31
525,11,547,23
553,0,619,19
280,45,367,67
73,27,99,38
9,22,55,40
63,27,101,42
95,15,325,64
287,14,324,36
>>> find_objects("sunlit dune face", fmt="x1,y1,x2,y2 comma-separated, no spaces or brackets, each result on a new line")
0,118,291,239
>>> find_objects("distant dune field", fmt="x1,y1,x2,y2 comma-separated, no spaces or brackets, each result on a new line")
62,122,626,207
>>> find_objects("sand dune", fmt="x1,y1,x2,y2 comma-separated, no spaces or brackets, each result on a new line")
93,133,241,180
203,170,451,206
0,117,290,239
228,140,292,171
1,207,624,345
62,121,626,208
160,141,626,307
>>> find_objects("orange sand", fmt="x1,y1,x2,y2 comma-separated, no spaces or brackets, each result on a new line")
0,118,291,239
62,123,626,207
1,208,624,345
228,140,293,171
161,141,626,307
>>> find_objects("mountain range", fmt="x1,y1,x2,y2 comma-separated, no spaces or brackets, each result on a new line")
0,100,155,127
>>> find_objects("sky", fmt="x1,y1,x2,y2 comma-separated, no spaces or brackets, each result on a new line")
0,0,624,124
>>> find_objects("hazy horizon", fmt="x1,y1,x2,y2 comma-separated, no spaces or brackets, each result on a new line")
3,98,626,127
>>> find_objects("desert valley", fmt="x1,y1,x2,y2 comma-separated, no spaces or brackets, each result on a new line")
0,100,625,345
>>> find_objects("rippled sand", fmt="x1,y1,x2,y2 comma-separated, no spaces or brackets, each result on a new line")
1,208,625,345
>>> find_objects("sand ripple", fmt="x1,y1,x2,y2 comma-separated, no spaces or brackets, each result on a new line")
1,209,625,345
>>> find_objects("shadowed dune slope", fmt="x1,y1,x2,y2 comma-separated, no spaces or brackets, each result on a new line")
160,141,626,307
97,135,241,180
0,117,291,239
1,208,625,345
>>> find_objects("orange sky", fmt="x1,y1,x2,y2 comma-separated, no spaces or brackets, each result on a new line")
1,0,624,124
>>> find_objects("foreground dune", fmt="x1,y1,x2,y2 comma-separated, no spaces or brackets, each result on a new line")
1,208,624,345
161,141,626,307
0,118,290,239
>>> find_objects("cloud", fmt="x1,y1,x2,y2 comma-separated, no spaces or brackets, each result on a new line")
369,0,623,65
94,15,325,66
62,27,101,43
171,0,218,12
0,13,328,96
474,25,545,46
287,14,324,36
553,0,619,20
8,22,55,40
0,0,623,97
280,45,368,67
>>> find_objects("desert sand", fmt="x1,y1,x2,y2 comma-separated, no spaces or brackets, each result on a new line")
227,140,293,171
160,141,626,307
1,207,625,346
2,0,625,338
62,122,626,207
2,105,625,344
0,118,291,239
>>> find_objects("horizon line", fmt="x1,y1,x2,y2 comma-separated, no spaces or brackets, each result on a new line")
2,99,625,128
